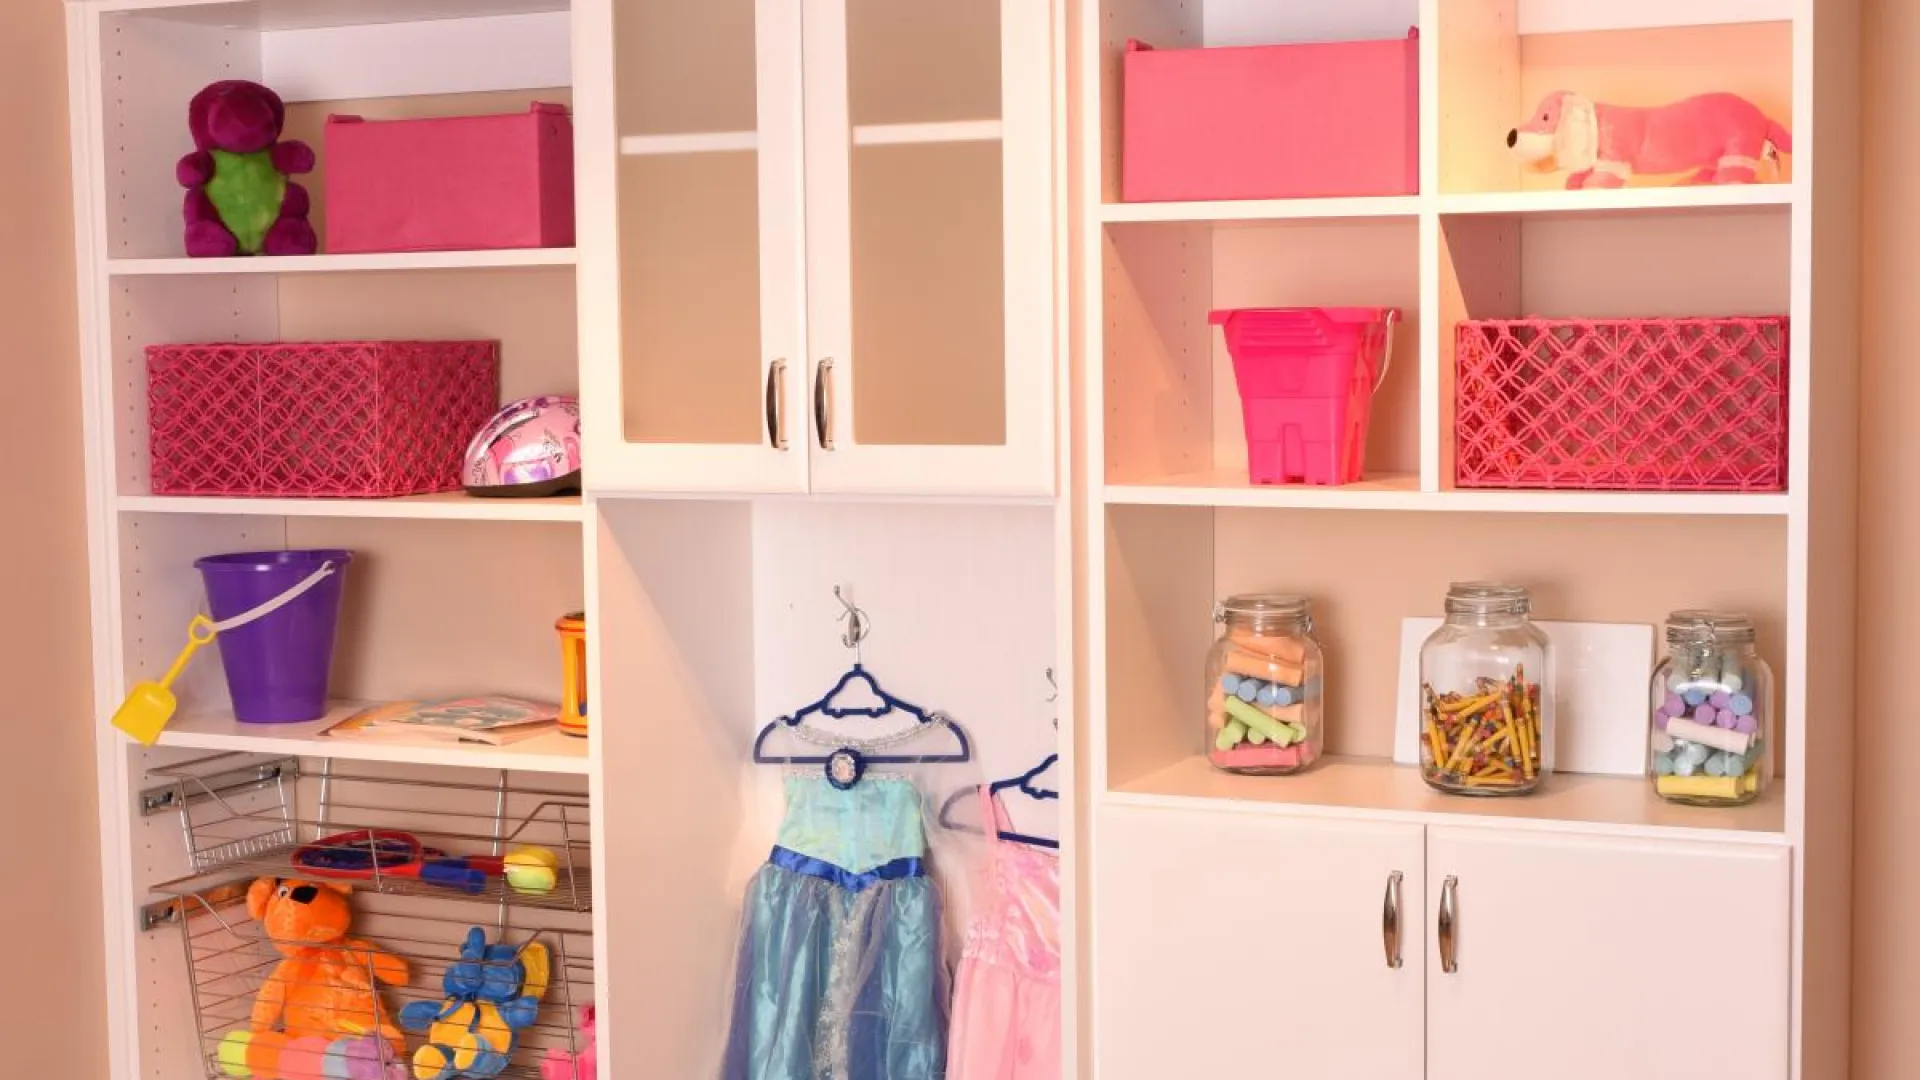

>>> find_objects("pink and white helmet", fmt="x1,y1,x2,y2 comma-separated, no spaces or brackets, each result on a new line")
463,395,582,497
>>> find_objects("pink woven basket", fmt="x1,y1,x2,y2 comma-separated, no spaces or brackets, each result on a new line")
1454,317,1788,492
147,341,499,497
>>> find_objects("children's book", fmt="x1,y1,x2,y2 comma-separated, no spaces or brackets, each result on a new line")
322,697,561,746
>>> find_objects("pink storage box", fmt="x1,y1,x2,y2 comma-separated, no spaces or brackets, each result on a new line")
147,341,500,497
1454,317,1789,492
1123,31,1419,202
325,103,576,254
1212,307,1399,486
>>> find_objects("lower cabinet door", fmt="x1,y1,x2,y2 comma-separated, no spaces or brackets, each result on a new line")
1425,827,1791,1080
1093,805,1425,1080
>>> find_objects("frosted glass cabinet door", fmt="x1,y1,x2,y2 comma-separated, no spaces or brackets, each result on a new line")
1425,828,1790,1080
1093,806,1425,1080
582,0,809,493
800,0,1056,496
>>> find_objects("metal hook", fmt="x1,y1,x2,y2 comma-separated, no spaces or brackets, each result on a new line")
834,586,870,656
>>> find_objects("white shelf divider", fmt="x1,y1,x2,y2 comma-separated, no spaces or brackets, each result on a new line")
1103,470,1791,516
1437,184,1793,218
107,249,579,276
851,120,1004,146
119,493,586,522
620,132,758,155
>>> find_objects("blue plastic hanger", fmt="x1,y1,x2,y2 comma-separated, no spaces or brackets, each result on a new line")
753,588,972,785
939,671,1060,849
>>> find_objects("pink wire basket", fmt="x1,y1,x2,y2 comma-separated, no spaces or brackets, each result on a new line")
147,341,500,497
1453,317,1788,492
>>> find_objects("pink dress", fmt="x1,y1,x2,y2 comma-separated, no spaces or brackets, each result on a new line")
948,787,1061,1080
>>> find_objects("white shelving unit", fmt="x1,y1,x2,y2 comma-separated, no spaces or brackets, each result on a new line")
1079,1,1856,1079
63,0,1858,1078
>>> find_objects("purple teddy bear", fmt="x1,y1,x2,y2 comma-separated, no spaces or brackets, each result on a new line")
177,81,318,257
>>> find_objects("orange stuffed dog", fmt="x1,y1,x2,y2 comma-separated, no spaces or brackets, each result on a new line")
247,877,408,1050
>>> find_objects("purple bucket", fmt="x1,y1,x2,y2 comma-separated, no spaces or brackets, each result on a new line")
195,549,352,723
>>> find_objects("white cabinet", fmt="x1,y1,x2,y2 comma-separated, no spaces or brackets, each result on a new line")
1092,809,1792,1080
1092,805,1426,1080
580,0,1056,497
1425,828,1791,1080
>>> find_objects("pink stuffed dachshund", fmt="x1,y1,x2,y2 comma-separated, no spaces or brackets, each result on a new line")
177,81,319,257
1508,91,1791,188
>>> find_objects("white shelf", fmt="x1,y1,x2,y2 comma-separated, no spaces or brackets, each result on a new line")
95,0,570,30
1102,469,1791,516
156,701,590,775
106,249,578,276
1102,195,1422,225
1437,185,1793,219
1109,754,1788,843
119,493,586,522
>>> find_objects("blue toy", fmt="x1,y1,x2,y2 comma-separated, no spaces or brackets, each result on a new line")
398,928,550,1079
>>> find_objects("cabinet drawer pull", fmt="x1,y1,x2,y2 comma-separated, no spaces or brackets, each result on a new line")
765,359,788,451
1438,874,1459,974
1382,870,1403,969
814,358,836,450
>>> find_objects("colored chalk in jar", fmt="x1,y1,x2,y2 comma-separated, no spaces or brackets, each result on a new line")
1732,713,1759,735
1714,708,1737,729
1673,755,1698,777
1653,711,1671,732
1236,680,1260,703
1693,703,1716,723
1221,674,1241,695
1722,671,1744,693
1256,682,1278,707
1661,693,1685,717
1246,724,1269,745
1730,694,1754,716
1274,684,1300,707
1682,741,1711,765
1684,689,1708,707
1215,720,1248,752
1654,753,1675,776
1709,691,1731,709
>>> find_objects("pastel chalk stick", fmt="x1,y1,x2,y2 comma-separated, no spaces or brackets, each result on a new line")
1223,650,1305,686
1209,743,1305,770
1655,775,1753,800
1664,716,1753,756
1228,630,1307,665
1223,696,1298,745
1650,731,1675,753
1215,719,1248,752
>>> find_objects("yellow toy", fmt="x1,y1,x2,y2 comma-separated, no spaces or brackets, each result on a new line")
503,846,559,895
399,928,550,1079
112,615,217,745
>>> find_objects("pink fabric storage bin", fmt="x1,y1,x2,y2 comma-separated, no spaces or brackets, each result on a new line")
325,103,576,254
1123,31,1419,203
1212,307,1399,486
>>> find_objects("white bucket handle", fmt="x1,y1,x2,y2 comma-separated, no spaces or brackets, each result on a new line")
208,561,338,635
1372,309,1401,395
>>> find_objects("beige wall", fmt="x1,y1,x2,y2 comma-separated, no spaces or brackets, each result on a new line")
1853,1,1915,1077
0,1,108,1075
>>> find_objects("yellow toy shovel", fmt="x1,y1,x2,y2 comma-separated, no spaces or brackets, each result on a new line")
112,615,218,745
109,558,338,745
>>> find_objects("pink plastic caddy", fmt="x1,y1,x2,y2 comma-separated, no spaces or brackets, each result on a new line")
1212,308,1398,486
325,103,576,254
1123,31,1419,202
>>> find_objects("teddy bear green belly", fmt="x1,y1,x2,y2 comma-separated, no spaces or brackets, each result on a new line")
205,148,288,255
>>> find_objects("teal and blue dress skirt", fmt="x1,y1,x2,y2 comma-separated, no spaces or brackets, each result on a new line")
722,775,948,1080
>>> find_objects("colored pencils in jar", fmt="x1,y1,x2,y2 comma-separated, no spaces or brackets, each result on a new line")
1420,668,1542,790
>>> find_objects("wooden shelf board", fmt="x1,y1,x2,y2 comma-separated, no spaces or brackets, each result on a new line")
1102,469,1789,515
1437,185,1793,219
106,249,577,276
1101,196,1422,225
1109,754,1787,843
119,493,586,523
156,702,590,775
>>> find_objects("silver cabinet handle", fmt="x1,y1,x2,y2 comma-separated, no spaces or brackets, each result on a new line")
1438,875,1459,974
765,359,788,451
1382,870,1404,969
813,358,835,450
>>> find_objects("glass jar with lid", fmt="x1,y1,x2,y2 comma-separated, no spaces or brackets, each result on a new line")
1650,611,1772,806
1205,594,1324,774
1418,583,1553,796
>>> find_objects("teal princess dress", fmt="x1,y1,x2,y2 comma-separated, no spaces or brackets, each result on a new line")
722,774,948,1080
